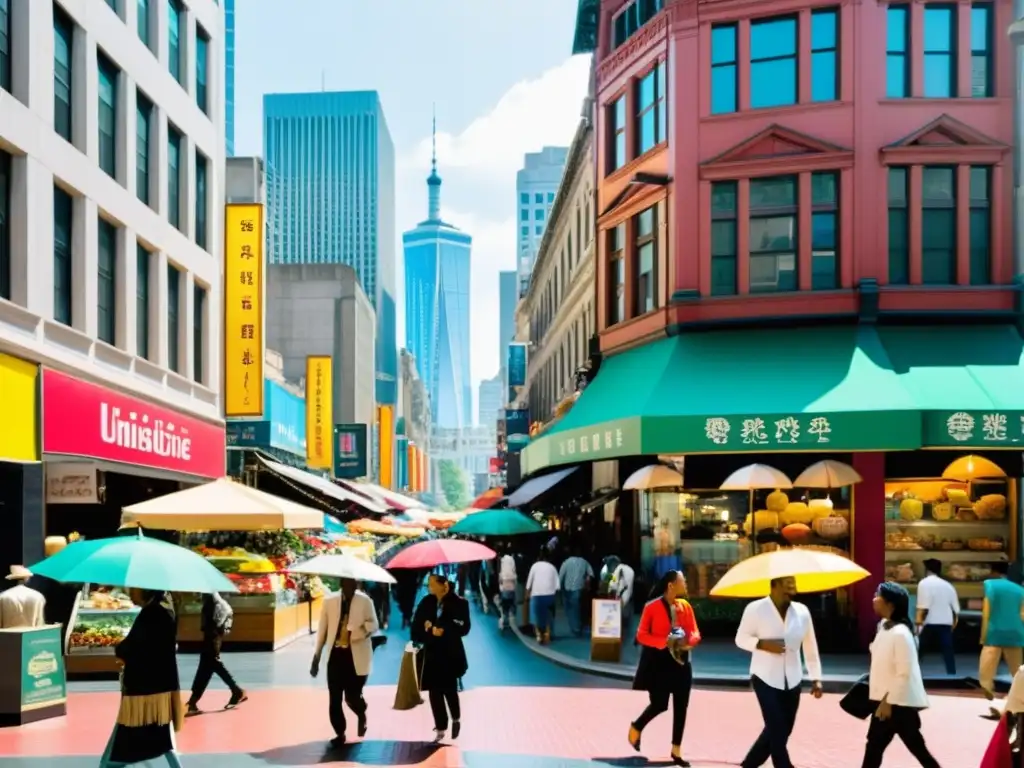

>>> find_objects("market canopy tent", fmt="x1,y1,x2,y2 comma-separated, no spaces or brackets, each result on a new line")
257,456,389,514
121,477,324,532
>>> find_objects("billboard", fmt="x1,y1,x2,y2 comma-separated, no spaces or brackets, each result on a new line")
305,356,333,469
333,424,368,479
378,405,394,489
224,204,264,416
507,342,528,404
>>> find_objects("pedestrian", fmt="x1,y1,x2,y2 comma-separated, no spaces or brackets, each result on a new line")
861,581,940,768
735,576,823,768
99,590,183,768
559,544,594,636
186,592,246,715
980,561,1024,719
367,580,391,631
526,549,560,644
498,545,518,631
915,558,959,675
310,578,379,747
395,569,422,630
629,570,701,767
412,573,470,742
604,556,636,628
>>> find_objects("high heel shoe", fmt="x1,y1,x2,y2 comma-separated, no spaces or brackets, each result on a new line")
627,723,641,752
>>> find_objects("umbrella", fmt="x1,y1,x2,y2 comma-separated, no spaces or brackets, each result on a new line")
720,463,793,490
28,529,238,593
449,509,543,537
469,487,505,509
942,454,1005,482
387,540,496,569
710,549,870,598
288,554,396,584
623,464,684,490
793,460,863,489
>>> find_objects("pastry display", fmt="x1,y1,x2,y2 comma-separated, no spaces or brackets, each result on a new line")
886,531,923,550
85,590,135,611
946,563,993,582
886,563,915,583
967,537,1005,552
974,494,1007,520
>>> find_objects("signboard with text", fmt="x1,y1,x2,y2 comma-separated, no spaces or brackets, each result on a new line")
507,343,528,403
334,424,368,479
223,204,265,416
922,411,1024,447
305,356,333,469
20,626,66,711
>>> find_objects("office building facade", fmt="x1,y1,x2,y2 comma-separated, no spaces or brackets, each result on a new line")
262,90,397,407
477,373,503,429
224,0,234,156
516,146,568,296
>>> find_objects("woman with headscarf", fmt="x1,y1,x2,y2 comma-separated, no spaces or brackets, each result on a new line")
861,581,940,768
100,589,184,767
628,570,701,767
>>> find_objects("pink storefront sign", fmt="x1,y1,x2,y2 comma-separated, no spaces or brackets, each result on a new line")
42,369,225,479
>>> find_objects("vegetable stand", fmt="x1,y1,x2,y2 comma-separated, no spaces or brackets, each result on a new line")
65,586,140,677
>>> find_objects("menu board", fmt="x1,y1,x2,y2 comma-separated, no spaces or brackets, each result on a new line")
591,599,622,640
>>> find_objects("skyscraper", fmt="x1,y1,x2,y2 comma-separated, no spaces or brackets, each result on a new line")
498,270,517,380
225,0,235,156
516,146,569,296
263,91,398,406
478,374,503,429
403,119,472,430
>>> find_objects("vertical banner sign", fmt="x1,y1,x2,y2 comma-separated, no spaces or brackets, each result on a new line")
395,436,408,490
224,204,265,416
378,405,394,489
408,443,418,492
420,450,428,493
507,342,528,404
305,356,333,469
333,424,368,479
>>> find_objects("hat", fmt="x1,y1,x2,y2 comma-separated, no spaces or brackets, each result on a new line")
5,565,32,581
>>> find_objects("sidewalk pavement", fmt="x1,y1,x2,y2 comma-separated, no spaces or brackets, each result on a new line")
502,598,1014,693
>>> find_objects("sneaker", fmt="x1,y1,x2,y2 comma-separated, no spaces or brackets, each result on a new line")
225,690,248,709
433,729,446,743
451,720,461,739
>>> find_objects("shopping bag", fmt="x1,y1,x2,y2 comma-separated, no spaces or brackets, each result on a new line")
393,644,424,711
839,675,874,720
979,714,1013,768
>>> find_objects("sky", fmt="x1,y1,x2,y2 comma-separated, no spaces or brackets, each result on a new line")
232,1,592,412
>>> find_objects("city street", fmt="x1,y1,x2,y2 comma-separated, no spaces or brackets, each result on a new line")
0,604,1000,767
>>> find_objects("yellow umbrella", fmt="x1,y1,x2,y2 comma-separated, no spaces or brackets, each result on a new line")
720,463,793,490
942,454,1005,482
793,460,862,489
710,548,870,598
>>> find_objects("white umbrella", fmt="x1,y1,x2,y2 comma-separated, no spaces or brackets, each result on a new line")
793,460,863,489
720,463,793,490
288,554,396,584
623,464,684,490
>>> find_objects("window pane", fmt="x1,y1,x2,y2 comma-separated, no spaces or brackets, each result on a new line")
710,256,737,296
923,53,953,97
54,8,74,141
811,51,837,102
97,219,116,345
888,168,907,204
614,131,626,170
98,55,118,178
886,7,908,52
812,253,837,290
638,70,655,110
167,0,181,82
136,94,150,204
811,172,837,205
638,110,656,155
923,6,955,97
751,59,797,108
167,265,179,372
812,211,836,249
137,0,149,45
196,31,208,113
637,208,654,237
711,220,736,257
750,176,796,208
195,153,207,249
970,207,990,284
711,65,737,114
886,55,907,98
711,182,737,214
1,0,11,93
750,216,796,253
168,127,180,228
888,209,909,285
922,167,955,202
750,253,797,293
637,242,655,313
193,284,204,382
53,186,73,326
811,10,837,50
520,208,528,221
924,7,954,51
750,17,797,59
711,24,736,64
970,166,990,202
614,96,626,126
971,5,990,51
921,209,956,284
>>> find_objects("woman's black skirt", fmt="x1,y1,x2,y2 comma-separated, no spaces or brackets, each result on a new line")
109,723,174,763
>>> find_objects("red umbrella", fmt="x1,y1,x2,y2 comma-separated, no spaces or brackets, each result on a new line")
469,487,505,509
386,539,496,569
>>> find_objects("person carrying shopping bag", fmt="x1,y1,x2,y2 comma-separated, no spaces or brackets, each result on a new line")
860,582,940,768
628,570,701,767
411,574,470,742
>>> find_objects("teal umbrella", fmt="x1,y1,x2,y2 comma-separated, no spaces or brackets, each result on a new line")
28,530,238,593
449,508,544,537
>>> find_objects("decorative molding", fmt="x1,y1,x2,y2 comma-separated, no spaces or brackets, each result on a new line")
881,113,1010,165
597,13,669,85
700,123,854,179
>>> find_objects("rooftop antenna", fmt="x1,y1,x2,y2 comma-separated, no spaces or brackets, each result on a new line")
431,103,437,175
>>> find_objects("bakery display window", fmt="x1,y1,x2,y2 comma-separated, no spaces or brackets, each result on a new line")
66,586,141,676
884,477,1015,609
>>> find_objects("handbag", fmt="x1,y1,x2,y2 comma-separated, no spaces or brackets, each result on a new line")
839,674,874,720
393,644,424,711
371,634,387,651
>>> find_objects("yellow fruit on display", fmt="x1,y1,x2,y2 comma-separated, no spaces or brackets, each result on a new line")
945,489,970,507
743,510,780,536
766,490,790,513
899,498,924,521
974,494,1007,520
812,514,850,540
931,502,954,522
808,498,834,511
779,502,815,526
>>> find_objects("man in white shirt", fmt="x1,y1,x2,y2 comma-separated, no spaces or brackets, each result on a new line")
525,552,559,644
0,566,45,629
735,576,823,768
915,558,959,675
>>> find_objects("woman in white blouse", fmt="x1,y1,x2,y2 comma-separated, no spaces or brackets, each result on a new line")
861,582,941,768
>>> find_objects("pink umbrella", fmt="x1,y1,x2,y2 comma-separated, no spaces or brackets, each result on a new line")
386,539,496,569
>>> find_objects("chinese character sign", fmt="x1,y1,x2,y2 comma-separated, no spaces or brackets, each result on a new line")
305,356,333,469
333,423,367,479
932,411,1024,446
224,204,265,417
703,415,834,448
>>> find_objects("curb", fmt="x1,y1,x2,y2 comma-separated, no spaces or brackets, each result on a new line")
509,622,1006,695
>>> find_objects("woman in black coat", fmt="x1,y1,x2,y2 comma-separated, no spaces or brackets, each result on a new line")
411,573,470,742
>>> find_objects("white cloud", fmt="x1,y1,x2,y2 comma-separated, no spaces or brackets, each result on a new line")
394,55,591,422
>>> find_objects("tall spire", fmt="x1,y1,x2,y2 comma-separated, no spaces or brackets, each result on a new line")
427,105,442,222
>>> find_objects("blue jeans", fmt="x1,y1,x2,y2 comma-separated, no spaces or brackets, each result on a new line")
531,594,555,633
563,590,583,635
918,624,956,674
500,590,516,622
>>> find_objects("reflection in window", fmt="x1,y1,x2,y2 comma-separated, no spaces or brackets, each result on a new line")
53,186,73,326
921,166,956,284
711,182,737,296
195,151,208,249
636,61,667,156
137,0,150,47
810,9,838,102
98,53,118,179
811,172,838,290
971,4,992,97
98,218,117,345
886,6,909,98
54,5,74,142
609,96,627,172
196,27,209,114
923,6,956,98
969,167,990,284
635,207,657,314
608,224,625,325
137,245,150,359
750,17,797,109
711,24,737,114
749,176,797,293
888,168,909,284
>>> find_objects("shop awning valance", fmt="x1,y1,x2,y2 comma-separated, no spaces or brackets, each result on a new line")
257,456,389,514
507,466,579,508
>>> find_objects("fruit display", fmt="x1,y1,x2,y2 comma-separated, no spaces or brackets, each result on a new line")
974,494,1007,520
742,510,779,536
899,498,924,521
69,611,137,650
781,523,812,544
812,514,849,540
779,502,817,526
765,490,789,513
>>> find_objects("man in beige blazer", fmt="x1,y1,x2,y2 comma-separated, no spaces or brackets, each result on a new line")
311,579,379,747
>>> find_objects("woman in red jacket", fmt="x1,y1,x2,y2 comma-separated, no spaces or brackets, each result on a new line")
628,569,701,767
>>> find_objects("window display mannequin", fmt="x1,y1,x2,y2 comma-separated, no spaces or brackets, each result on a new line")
0,566,46,628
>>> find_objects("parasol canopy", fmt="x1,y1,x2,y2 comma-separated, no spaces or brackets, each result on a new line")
710,548,870,598
121,478,324,531
346,519,425,538
941,454,1006,482
720,464,793,491
386,540,496,569
793,460,863,489
29,529,238,593
449,508,543,537
623,464,684,490
469,487,505,509
287,554,396,584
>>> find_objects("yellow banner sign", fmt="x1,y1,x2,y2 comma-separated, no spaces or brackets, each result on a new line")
306,356,333,469
378,405,394,489
0,353,38,461
223,204,264,416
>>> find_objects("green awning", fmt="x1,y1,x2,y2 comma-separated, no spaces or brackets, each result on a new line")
879,325,1024,448
521,326,921,475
